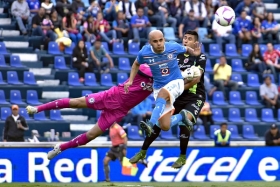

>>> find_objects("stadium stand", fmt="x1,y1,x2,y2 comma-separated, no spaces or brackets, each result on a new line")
0,0,280,142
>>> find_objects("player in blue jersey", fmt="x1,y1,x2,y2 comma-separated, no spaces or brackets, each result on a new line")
124,30,201,137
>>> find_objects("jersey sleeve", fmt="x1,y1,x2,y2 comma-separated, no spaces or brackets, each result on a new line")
118,128,127,138
173,42,187,54
196,53,206,73
136,48,144,64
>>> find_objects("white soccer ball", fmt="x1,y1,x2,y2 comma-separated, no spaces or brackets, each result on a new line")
181,68,194,81
215,6,235,26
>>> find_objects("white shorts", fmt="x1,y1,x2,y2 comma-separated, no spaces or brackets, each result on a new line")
153,79,184,117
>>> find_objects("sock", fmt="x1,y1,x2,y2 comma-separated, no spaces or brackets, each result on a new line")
179,125,190,155
170,114,183,127
149,98,166,125
104,164,110,181
37,98,70,113
60,133,89,151
141,125,161,150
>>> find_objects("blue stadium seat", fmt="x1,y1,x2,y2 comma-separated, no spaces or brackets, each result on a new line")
0,54,8,67
85,42,91,54
201,44,205,53
274,44,280,51
245,108,260,122
82,0,89,7
242,44,252,57
10,55,25,67
24,72,37,85
117,73,128,84
54,56,69,70
0,72,6,85
243,124,259,140
101,42,110,54
231,73,243,82
68,72,83,86
229,91,244,105
127,126,143,140
193,126,209,140
101,73,115,86
212,91,227,105
205,59,213,72
84,73,99,86
209,44,222,56
163,27,177,41
48,42,63,55
210,125,220,139
64,43,75,55
7,71,22,85
197,28,209,42
212,108,226,122
160,129,177,140
245,91,261,105
261,108,276,122
231,59,245,72
102,57,109,63
228,108,243,122
263,74,275,83
0,90,9,104
113,42,126,55
96,110,101,119
247,74,260,87
278,109,280,121
228,125,242,140
26,90,42,105
225,44,239,56
259,44,267,54
1,107,11,120
34,111,48,121
0,42,8,54
128,42,140,55
118,58,131,70
50,110,64,121
82,90,92,96
19,108,31,120
10,90,25,104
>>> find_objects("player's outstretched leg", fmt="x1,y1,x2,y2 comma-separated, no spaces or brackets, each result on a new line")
47,123,103,160
26,97,87,114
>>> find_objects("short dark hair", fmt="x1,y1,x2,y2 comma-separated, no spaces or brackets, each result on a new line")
183,30,199,41
264,75,271,81
220,123,227,127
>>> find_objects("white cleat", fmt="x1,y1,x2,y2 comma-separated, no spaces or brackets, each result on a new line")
47,144,62,160
26,105,38,114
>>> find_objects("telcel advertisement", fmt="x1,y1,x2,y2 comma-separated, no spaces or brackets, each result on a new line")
0,147,280,182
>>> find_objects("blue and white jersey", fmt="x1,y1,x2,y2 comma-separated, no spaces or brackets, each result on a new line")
136,42,186,89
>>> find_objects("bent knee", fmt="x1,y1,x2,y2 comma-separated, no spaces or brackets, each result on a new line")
160,122,170,131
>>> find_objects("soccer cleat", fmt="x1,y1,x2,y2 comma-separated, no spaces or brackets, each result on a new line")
139,159,148,168
139,121,152,137
47,144,62,160
180,109,193,132
26,105,38,114
171,155,186,169
129,150,146,164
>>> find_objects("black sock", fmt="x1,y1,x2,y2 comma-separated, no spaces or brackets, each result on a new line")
141,125,161,150
179,125,190,155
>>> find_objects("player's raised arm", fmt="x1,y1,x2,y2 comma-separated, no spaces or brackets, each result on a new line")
124,60,140,93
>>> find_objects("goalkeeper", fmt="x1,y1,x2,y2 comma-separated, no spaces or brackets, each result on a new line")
129,30,206,169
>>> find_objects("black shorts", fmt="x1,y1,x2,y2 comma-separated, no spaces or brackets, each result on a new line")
106,146,125,161
174,97,205,123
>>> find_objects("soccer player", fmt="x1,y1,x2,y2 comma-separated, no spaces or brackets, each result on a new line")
129,30,206,169
103,123,147,182
124,30,201,137
26,64,154,160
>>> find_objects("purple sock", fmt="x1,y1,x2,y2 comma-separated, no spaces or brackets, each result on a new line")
60,133,89,151
37,98,70,113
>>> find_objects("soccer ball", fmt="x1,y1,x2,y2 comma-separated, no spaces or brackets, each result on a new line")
215,6,235,26
181,68,194,81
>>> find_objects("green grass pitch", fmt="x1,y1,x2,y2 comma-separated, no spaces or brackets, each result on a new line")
3,182,280,187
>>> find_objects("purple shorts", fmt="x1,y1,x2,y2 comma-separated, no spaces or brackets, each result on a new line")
85,89,128,132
